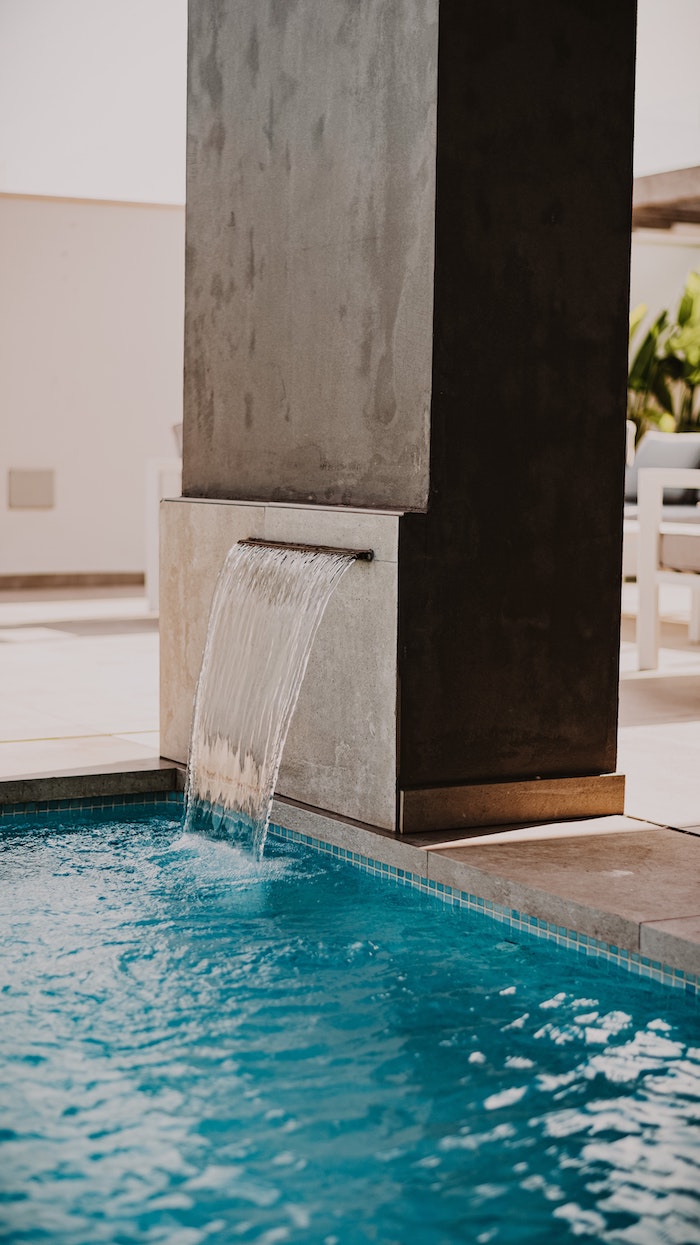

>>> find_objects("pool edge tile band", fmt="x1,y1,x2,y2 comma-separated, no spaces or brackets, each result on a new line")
267,822,700,998
0,791,182,822
1,790,697,998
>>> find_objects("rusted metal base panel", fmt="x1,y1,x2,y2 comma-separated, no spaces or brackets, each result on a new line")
398,774,626,835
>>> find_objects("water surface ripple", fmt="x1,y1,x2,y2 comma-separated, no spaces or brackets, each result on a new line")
1,813,698,1244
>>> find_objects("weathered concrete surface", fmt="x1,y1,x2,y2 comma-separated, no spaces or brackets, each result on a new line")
184,0,437,510
160,498,400,828
159,498,264,764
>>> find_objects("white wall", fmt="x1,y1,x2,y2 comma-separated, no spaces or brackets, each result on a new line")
630,3,700,343
635,0,700,177
0,194,185,574
0,0,187,577
629,230,700,344
0,0,187,204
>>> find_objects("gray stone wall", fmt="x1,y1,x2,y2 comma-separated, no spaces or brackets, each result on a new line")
184,0,438,510
160,499,400,828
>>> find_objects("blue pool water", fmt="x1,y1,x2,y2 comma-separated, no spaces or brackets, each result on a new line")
1,806,699,1245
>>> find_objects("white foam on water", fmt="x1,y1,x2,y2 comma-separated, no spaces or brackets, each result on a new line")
168,831,291,885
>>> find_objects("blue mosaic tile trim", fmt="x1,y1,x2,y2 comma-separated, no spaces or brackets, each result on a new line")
0,790,182,824
0,793,695,996
269,823,700,997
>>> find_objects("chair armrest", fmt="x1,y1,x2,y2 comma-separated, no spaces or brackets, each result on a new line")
637,466,700,542
635,468,697,565
637,467,700,669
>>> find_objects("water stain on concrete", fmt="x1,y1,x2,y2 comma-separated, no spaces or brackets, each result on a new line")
270,0,299,33
312,115,326,149
263,94,276,152
199,23,223,108
246,25,260,86
246,229,256,291
372,353,398,427
359,308,373,378
205,120,226,159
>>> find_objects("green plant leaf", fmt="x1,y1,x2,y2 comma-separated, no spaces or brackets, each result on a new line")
628,312,668,389
629,303,647,344
650,369,675,415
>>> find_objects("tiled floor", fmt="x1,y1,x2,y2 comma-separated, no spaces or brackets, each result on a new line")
0,588,160,780
619,581,700,831
1,580,699,973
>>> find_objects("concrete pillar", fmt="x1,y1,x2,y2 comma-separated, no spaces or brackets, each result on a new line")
162,0,636,832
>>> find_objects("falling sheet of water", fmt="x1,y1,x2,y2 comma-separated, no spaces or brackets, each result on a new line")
184,542,354,855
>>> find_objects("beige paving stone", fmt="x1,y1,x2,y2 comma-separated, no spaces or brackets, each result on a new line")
0,588,160,777
0,626,74,644
617,720,700,828
641,916,700,975
618,603,700,830
0,589,155,627
425,827,700,953
405,814,660,849
619,672,700,727
0,733,160,781
0,705,96,743
112,731,161,749
0,631,158,737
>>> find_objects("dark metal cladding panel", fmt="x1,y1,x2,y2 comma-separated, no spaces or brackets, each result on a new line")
183,0,437,510
397,0,637,787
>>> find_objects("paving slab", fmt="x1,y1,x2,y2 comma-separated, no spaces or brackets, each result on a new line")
0,734,161,781
617,720,700,828
618,600,700,830
0,592,159,777
423,825,700,955
641,916,700,975
0,762,183,807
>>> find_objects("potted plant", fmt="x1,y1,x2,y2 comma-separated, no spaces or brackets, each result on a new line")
628,269,700,440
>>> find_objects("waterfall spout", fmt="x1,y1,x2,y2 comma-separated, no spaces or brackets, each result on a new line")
184,539,362,856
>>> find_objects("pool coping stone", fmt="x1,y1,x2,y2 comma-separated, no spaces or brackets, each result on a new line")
0,761,185,807
270,796,700,989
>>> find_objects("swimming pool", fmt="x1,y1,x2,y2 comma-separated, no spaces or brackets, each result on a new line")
1,799,699,1244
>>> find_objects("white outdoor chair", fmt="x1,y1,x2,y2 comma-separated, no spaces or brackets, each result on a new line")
621,429,700,580
637,466,700,669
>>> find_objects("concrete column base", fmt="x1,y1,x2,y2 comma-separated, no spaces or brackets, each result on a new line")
159,497,400,830
160,498,625,836
398,774,625,835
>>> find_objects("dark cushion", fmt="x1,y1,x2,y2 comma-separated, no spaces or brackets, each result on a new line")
625,431,700,504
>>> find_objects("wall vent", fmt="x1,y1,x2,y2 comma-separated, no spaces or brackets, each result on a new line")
8,470,55,509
